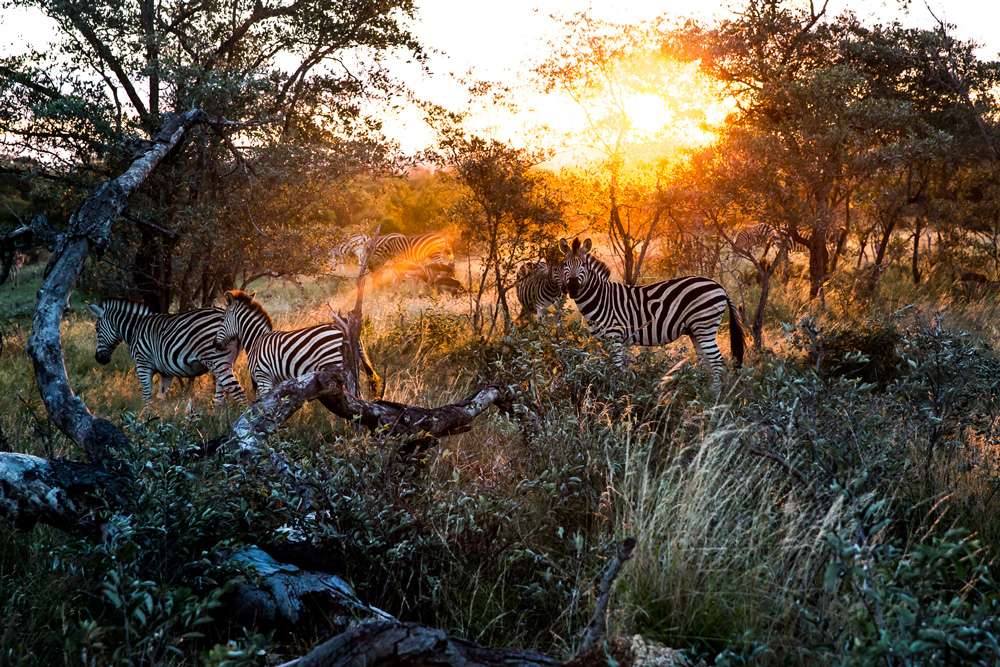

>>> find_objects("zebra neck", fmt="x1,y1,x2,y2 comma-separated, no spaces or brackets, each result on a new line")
116,309,147,346
239,313,272,351
573,279,623,330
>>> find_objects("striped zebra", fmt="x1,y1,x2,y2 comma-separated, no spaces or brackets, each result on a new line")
558,238,745,382
214,290,382,398
87,298,245,404
734,224,778,255
365,233,450,269
331,233,367,270
515,261,562,320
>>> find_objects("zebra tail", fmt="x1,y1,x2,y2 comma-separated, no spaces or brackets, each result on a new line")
358,337,384,399
727,297,746,369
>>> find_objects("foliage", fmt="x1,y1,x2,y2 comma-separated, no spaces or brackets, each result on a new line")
441,134,565,333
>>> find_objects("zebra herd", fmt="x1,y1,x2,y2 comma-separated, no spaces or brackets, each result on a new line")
89,290,381,406
88,233,747,407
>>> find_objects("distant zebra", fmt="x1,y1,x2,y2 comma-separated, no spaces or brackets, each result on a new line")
214,290,382,398
366,233,450,269
558,238,745,382
515,261,562,320
9,252,25,288
734,224,778,255
331,233,367,270
88,298,245,404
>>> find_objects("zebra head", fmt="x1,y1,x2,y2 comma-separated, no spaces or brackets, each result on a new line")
215,290,271,351
558,237,594,299
88,299,149,365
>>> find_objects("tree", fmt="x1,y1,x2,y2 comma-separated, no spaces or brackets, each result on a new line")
662,0,994,299
534,13,705,285
442,134,563,334
0,0,425,308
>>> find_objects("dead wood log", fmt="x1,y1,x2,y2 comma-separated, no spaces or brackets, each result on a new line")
25,110,215,467
221,546,393,631
580,537,637,653
227,367,508,455
0,452,128,533
288,620,561,667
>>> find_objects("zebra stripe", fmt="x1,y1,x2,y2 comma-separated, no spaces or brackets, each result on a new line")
515,261,562,319
365,233,449,269
558,238,745,381
214,290,381,397
734,224,778,254
88,298,245,404
331,232,368,269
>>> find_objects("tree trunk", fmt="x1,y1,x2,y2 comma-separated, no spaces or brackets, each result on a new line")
912,216,922,285
866,216,898,293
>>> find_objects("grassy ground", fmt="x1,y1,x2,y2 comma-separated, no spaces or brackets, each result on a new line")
3,255,1000,665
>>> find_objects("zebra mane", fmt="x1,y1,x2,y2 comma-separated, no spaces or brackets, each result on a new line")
584,254,612,282
102,296,152,315
227,290,274,329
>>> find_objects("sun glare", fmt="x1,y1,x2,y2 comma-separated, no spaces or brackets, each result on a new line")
626,92,672,135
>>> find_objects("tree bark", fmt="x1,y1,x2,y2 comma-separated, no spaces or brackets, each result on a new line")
0,453,128,533
291,621,561,667
26,110,212,466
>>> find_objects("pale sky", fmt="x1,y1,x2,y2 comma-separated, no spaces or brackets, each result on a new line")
3,0,999,153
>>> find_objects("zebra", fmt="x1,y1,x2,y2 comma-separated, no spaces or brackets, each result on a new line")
558,238,745,382
214,290,382,398
365,233,450,269
390,260,457,293
515,260,562,320
331,233,367,271
87,298,245,404
734,224,779,256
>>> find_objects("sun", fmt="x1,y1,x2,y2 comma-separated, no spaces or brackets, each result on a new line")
625,92,673,135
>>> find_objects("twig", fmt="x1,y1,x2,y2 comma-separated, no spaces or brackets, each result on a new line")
748,445,811,489
580,536,637,652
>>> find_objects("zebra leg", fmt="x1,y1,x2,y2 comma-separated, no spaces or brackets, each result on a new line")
689,330,724,386
136,365,155,404
208,364,247,404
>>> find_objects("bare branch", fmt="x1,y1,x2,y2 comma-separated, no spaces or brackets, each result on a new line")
580,536,637,652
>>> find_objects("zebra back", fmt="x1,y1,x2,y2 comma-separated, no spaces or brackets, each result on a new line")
369,233,448,268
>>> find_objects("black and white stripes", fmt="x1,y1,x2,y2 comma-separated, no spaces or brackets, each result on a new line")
515,261,562,320
558,238,745,381
214,290,381,397
365,233,450,269
88,298,245,403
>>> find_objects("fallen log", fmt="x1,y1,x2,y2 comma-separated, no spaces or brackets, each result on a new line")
0,452,127,533
226,367,508,456
222,546,393,631
288,620,562,667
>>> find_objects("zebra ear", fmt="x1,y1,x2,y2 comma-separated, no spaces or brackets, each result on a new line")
558,238,570,254
224,291,234,306
249,291,257,301
581,238,593,253
86,302,104,318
